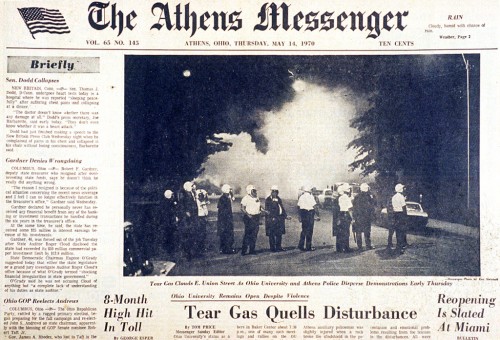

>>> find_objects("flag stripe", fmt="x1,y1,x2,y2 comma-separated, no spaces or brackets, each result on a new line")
30,29,71,34
29,23,69,27
27,26,70,32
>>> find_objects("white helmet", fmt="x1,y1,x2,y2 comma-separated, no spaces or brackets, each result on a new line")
246,185,256,195
124,221,133,230
183,181,193,191
360,183,370,192
221,184,231,194
164,189,174,199
302,185,312,193
395,183,405,193
338,183,351,194
271,185,279,191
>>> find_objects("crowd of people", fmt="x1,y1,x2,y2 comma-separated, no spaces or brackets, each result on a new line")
124,180,410,275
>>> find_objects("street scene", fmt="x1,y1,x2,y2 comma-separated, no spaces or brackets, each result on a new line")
130,196,479,277
124,55,480,277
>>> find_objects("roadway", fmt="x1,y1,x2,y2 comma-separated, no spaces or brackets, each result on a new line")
149,198,480,277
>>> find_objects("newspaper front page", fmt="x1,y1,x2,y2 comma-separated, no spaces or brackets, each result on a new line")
1,0,499,339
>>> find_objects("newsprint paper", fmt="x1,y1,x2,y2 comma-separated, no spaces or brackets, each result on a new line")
1,0,499,339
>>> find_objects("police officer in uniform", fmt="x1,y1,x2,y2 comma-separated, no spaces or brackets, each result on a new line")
123,221,144,276
331,189,341,250
265,185,289,252
178,181,199,260
240,185,265,255
217,184,236,254
337,183,353,253
297,186,320,251
352,183,376,250
392,183,407,254
195,189,209,257
161,189,178,255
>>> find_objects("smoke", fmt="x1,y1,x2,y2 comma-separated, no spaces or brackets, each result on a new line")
197,79,370,198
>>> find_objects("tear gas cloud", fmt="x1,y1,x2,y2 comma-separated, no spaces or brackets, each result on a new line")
198,80,369,198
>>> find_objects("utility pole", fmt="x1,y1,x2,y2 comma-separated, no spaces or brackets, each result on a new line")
461,54,470,211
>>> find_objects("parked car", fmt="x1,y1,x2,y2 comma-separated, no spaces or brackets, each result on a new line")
380,201,429,228
318,188,334,208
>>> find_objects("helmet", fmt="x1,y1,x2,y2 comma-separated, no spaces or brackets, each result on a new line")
221,184,231,194
271,185,279,191
338,183,351,194
246,185,256,195
302,185,312,193
183,181,193,191
164,189,174,199
360,183,370,192
124,221,133,230
395,183,405,193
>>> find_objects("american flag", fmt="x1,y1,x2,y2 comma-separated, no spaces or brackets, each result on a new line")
18,7,70,38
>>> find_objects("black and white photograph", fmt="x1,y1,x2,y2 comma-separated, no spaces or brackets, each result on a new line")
123,55,480,277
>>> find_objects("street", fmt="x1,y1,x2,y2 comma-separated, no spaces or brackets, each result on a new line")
150,199,480,277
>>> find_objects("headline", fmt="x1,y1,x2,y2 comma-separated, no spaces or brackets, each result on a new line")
183,305,417,323
87,2,409,38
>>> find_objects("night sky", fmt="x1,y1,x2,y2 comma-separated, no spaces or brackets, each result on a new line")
125,55,479,224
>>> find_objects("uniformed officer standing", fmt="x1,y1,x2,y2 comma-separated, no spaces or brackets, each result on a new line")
217,184,236,254
265,185,289,252
392,183,407,254
161,189,178,255
178,181,199,260
123,221,144,276
331,190,341,250
297,186,320,251
337,183,354,253
195,189,209,257
352,183,376,250
240,185,265,255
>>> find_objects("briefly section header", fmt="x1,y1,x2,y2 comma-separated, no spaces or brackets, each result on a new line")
7,57,100,73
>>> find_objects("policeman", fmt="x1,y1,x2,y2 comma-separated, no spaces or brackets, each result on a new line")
217,184,236,254
331,189,341,250
240,185,265,255
297,186,320,251
352,183,376,250
178,181,199,260
392,183,407,254
265,185,289,252
161,189,178,255
123,221,143,276
195,189,210,256
337,183,354,253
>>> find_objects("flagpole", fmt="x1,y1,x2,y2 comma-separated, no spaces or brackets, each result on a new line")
461,54,470,212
